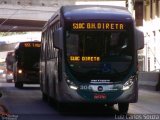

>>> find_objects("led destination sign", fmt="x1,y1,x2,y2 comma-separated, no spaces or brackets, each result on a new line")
72,22,125,30
22,43,41,48
69,56,100,62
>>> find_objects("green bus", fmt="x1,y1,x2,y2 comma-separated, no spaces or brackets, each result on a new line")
40,5,144,113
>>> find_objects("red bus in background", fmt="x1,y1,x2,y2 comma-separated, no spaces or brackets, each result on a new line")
5,51,15,82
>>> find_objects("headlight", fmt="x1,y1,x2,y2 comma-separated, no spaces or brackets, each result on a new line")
69,85,78,90
9,73,13,76
66,79,78,90
65,72,78,91
18,69,23,74
122,76,134,90
2,73,6,77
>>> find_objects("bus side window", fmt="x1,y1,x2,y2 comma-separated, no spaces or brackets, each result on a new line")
50,27,54,58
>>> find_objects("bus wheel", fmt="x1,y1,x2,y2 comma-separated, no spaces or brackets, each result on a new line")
15,82,23,88
56,102,69,113
118,103,129,114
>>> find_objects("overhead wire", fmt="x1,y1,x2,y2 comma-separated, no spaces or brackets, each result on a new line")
0,7,55,12
0,1,57,32
0,3,28,32
0,5,26,27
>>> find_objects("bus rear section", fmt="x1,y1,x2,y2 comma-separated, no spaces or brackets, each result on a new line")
13,42,41,88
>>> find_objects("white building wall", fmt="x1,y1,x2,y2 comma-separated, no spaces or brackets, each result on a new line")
0,32,41,44
130,0,160,72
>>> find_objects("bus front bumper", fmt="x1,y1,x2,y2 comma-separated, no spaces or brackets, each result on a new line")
56,79,138,104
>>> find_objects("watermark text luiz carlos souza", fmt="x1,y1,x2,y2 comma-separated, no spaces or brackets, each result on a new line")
115,114,160,120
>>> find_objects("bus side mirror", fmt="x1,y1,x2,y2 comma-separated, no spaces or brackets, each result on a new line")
54,28,63,49
135,29,144,50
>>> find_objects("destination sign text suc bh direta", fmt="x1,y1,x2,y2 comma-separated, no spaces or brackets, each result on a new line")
72,22,125,30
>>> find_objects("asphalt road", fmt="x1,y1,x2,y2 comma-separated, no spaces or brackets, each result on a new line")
0,82,160,120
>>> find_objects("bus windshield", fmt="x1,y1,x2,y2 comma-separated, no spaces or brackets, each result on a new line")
66,31,133,82
17,48,40,69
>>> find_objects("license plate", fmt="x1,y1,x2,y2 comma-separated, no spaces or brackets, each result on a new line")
94,94,107,100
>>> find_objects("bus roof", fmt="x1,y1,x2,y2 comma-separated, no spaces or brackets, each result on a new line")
61,5,133,22
43,5,134,31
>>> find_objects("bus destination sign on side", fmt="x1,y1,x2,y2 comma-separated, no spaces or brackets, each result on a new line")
72,22,125,30
23,43,41,48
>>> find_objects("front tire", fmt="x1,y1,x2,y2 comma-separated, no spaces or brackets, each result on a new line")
42,92,48,101
56,102,71,113
118,103,129,114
